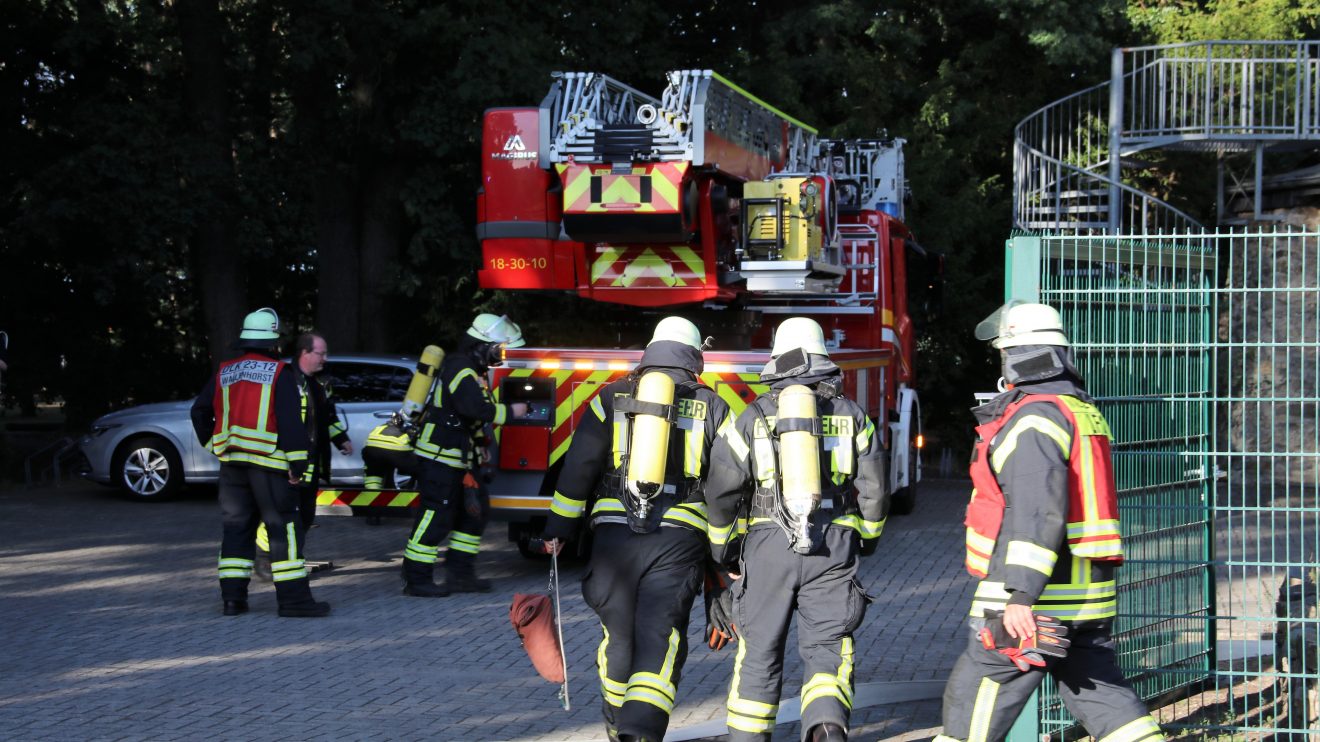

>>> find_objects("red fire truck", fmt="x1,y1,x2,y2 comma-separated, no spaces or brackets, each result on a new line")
320,70,933,555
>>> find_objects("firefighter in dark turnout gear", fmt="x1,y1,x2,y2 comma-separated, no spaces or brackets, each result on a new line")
255,332,351,578
362,413,420,490
934,302,1164,742
190,308,329,618
543,317,733,742
704,317,887,742
401,314,526,597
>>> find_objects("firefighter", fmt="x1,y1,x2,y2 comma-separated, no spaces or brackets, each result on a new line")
933,302,1164,742
401,313,527,597
189,308,329,618
254,332,352,579
703,316,887,742
542,316,733,742
362,412,420,490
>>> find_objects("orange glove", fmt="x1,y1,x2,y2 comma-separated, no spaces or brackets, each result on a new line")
462,473,482,517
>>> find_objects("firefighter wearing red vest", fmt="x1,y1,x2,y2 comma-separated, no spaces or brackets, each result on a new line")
189,308,329,618
934,302,1164,742
703,317,887,742
401,313,527,597
542,317,733,742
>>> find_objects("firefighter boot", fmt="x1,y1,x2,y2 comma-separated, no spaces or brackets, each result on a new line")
809,723,847,741
401,559,449,598
274,578,331,618
445,550,492,593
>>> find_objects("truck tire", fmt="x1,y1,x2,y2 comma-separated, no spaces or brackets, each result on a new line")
113,435,183,501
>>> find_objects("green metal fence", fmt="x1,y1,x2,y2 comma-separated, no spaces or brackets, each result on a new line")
1004,229,1320,739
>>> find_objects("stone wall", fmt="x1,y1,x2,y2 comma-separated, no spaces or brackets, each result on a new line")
1221,209,1319,487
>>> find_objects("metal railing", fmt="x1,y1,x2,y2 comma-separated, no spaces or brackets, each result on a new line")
1014,41,1320,234
23,435,79,488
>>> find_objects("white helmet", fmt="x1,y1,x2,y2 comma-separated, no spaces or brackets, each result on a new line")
975,301,1070,349
239,307,280,342
467,313,525,348
771,317,829,357
649,317,702,350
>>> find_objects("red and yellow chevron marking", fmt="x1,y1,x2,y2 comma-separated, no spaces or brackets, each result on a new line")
700,371,768,417
590,245,706,289
557,162,688,215
317,490,420,508
502,366,622,465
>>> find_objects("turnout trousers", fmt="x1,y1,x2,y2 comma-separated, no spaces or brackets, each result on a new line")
583,523,706,742
363,446,420,490
936,619,1164,742
403,460,488,570
727,525,870,742
217,463,315,605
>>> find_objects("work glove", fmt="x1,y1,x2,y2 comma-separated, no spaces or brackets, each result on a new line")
704,565,738,651
979,613,1071,672
711,535,743,574
462,472,482,517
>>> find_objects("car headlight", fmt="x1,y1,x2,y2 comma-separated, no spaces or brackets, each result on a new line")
88,422,122,437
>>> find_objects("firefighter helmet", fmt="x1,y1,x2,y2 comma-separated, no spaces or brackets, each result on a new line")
467,313,525,348
771,317,829,357
239,307,281,343
649,317,702,350
975,301,1070,349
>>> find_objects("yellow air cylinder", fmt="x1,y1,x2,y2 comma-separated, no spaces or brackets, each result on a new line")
401,345,445,419
626,371,676,499
778,384,821,527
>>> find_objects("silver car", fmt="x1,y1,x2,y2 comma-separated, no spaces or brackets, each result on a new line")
80,354,417,500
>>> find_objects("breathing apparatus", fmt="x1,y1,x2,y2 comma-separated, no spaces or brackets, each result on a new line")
614,317,703,532
400,345,445,425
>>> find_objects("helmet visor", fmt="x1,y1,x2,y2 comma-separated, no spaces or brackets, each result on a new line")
974,300,1024,342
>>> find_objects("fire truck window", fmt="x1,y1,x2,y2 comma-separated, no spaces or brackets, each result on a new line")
501,377,554,424
322,363,408,403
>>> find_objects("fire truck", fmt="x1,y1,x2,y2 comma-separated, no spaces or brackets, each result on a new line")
320,70,933,555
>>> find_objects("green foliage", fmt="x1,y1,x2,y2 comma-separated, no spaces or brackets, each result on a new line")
0,0,1164,452
1129,0,1320,43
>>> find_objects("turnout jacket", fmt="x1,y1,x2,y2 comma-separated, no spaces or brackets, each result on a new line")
292,366,349,485
966,378,1122,622
704,357,887,564
414,339,511,470
190,351,311,480
544,341,733,540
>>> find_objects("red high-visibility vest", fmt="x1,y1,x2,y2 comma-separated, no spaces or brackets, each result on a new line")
208,354,292,472
965,394,1123,578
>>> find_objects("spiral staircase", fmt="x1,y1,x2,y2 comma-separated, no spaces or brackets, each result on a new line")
1014,41,1320,234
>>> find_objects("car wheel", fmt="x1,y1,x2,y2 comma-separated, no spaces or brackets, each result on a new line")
889,445,918,516
113,436,183,500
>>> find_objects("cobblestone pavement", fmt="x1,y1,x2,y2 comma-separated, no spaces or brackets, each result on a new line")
0,477,975,741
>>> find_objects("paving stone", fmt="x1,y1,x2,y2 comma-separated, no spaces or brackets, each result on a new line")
0,478,976,740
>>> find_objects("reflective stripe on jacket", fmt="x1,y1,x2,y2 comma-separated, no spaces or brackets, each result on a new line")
965,390,1123,619
704,388,887,553
543,370,733,540
209,354,306,472
415,354,506,469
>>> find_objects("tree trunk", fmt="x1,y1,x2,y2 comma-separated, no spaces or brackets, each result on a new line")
357,159,405,353
176,0,244,366
313,170,361,350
